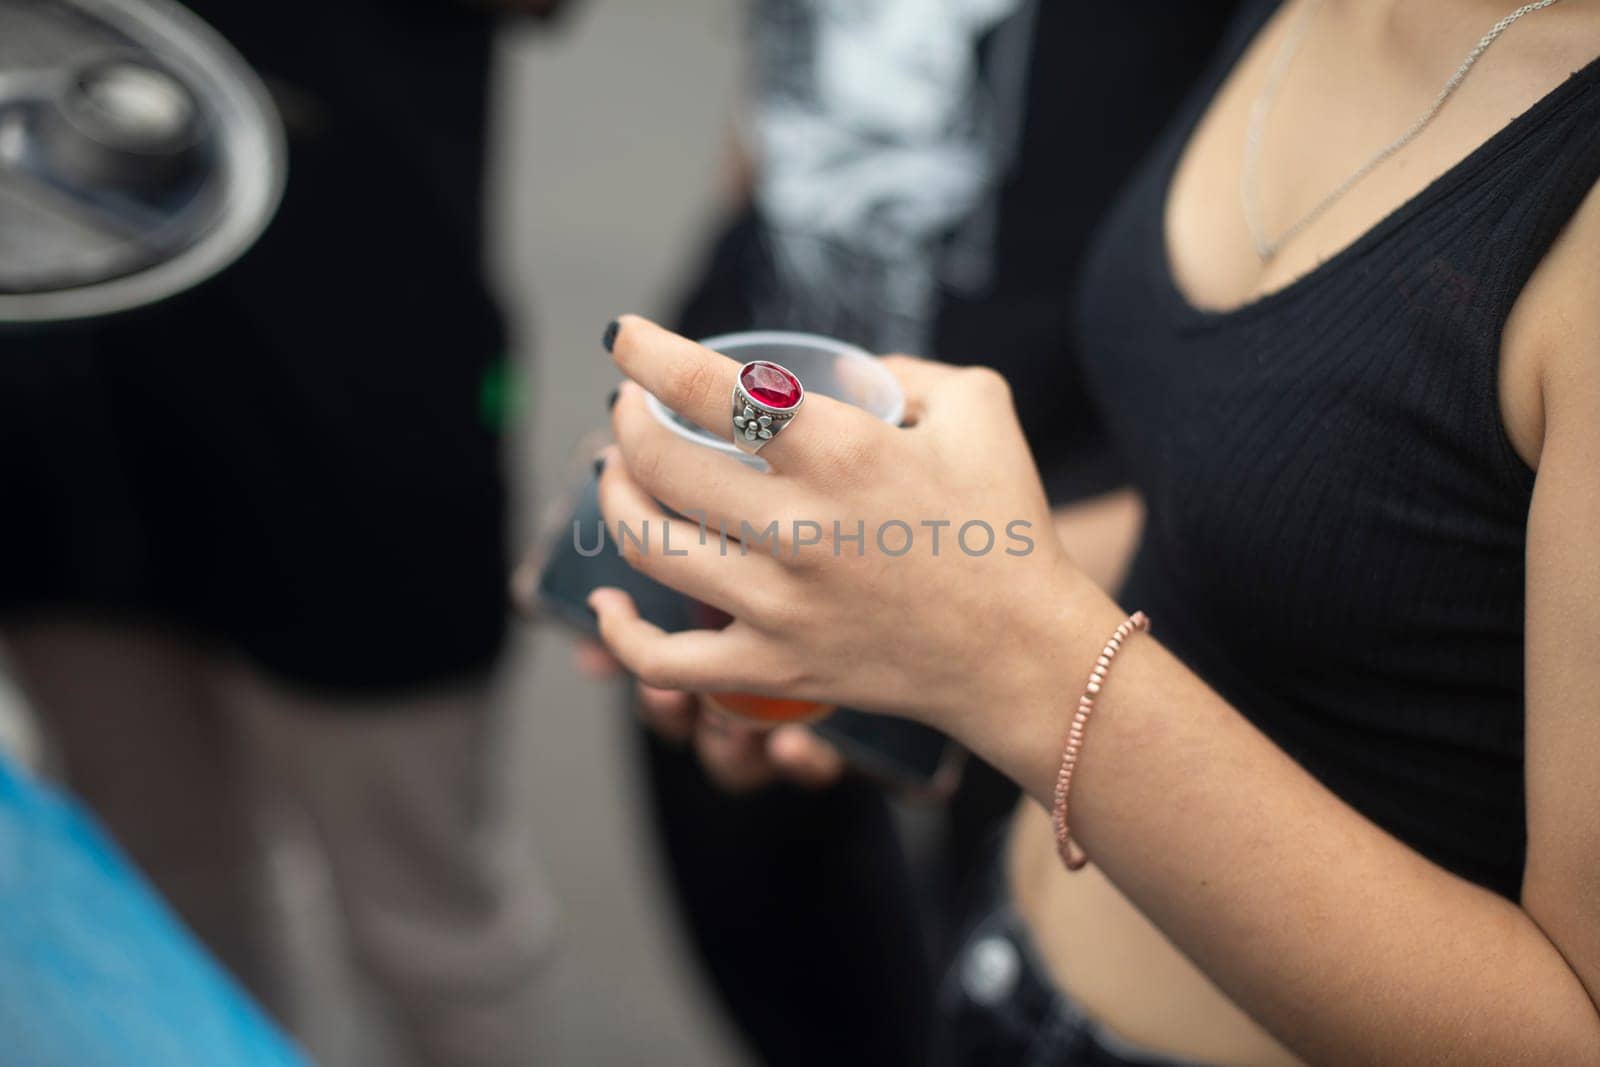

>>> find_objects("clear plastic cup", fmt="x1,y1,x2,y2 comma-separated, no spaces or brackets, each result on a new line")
645,331,904,722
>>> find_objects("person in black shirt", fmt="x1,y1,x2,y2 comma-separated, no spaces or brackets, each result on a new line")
0,3,562,1063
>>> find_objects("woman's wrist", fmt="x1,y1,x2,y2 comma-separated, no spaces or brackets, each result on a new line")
940,561,1131,803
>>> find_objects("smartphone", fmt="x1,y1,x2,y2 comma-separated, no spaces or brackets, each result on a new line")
530,471,962,795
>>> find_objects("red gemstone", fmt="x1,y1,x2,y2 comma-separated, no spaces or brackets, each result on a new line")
740,361,802,409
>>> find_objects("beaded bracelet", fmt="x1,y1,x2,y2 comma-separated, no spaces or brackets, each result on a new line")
1052,610,1150,870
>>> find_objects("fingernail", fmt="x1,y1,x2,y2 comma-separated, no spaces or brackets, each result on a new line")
602,319,620,353
605,387,619,412
593,453,607,479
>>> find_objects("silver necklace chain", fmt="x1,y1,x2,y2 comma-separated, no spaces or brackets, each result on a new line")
1242,0,1564,261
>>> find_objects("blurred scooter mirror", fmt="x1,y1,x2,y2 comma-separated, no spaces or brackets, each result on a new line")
0,0,284,323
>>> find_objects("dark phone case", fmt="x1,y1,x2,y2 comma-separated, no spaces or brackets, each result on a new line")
536,474,700,634
536,473,958,791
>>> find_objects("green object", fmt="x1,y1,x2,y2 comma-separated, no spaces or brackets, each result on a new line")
479,357,522,432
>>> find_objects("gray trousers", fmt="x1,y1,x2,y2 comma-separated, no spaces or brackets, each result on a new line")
3,620,555,1067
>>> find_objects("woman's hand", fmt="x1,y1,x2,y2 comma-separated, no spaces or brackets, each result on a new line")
590,316,1102,736
635,684,847,792
571,641,846,791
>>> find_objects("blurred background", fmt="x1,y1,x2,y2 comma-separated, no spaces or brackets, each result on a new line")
473,4,747,1063
1,1,750,1063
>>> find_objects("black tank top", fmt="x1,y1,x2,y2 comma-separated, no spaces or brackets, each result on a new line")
1072,4,1600,899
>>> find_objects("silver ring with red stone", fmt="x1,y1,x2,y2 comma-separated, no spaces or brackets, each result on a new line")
732,360,804,455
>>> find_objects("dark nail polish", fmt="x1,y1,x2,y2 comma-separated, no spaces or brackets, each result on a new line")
606,387,619,412
593,455,606,479
602,319,619,353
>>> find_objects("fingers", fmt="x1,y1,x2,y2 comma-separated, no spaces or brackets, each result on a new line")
877,353,949,427
636,682,696,744
606,315,882,478
877,354,1018,435
606,315,740,436
767,724,846,788
631,683,836,791
607,384,773,535
596,448,787,614
606,631,843,791
692,715,844,793
589,586,773,692
694,712,781,793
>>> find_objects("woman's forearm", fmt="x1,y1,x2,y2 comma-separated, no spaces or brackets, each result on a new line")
589,318,1600,1064
957,573,1600,1067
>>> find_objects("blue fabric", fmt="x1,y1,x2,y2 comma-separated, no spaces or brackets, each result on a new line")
0,755,307,1067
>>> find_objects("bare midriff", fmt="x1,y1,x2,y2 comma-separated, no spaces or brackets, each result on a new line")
1006,803,1303,1067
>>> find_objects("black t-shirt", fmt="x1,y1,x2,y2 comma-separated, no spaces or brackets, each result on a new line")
0,0,508,694
673,0,1238,501
1073,0,1600,899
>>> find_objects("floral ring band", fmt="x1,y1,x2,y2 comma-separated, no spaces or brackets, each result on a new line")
731,360,804,455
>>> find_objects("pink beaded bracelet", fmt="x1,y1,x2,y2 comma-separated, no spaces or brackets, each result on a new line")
1052,610,1150,871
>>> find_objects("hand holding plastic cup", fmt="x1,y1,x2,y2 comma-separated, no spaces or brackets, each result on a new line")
644,331,904,723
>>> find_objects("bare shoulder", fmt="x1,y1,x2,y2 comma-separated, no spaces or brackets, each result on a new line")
1499,169,1600,470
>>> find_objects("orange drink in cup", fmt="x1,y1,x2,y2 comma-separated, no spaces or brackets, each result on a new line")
704,693,835,723
683,603,834,723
